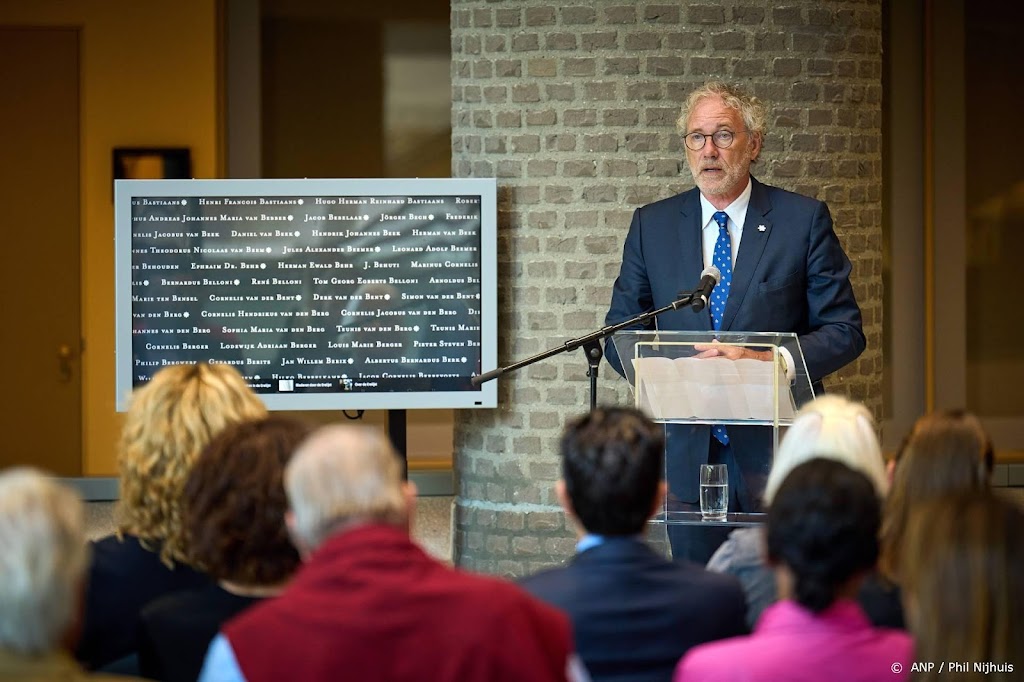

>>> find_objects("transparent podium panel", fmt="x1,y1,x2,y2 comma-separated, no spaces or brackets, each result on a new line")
611,331,815,526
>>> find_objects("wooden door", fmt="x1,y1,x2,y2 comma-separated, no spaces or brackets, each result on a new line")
0,26,82,474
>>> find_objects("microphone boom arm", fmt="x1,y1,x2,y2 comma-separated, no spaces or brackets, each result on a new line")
471,290,699,387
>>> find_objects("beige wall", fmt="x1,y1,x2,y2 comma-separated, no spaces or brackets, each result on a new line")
1,0,220,475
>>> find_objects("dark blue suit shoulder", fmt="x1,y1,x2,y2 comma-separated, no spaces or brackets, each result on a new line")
757,180,828,216
633,190,695,222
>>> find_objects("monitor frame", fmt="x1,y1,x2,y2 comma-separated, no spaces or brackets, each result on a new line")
114,177,498,411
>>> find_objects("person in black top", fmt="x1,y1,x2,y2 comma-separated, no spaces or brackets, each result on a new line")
76,363,267,671
138,416,311,682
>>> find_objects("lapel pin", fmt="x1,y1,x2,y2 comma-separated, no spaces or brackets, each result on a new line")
757,224,767,232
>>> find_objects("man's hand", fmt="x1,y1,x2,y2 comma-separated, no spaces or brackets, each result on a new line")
692,340,773,362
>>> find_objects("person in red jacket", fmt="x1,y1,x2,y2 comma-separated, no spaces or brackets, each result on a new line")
199,424,587,682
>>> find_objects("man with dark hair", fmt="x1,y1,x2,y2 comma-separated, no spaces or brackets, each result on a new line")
675,459,912,682
520,407,747,682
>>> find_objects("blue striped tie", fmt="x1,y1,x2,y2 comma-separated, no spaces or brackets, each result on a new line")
711,211,732,446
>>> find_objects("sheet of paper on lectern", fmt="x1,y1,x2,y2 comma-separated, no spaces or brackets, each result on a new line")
631,356,795,421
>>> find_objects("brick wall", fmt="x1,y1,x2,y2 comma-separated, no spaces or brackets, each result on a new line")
451,0,883,574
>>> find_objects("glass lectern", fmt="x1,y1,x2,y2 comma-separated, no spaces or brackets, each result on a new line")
611,331,815,526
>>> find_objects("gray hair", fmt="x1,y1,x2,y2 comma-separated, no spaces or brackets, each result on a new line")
285,425,406,549
0,468,88,655
675,80,767,141
763,395,888,504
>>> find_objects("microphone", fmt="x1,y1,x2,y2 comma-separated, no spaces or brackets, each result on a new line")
689,266,721,313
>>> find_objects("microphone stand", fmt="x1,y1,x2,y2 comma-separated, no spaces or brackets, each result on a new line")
471,291,699,411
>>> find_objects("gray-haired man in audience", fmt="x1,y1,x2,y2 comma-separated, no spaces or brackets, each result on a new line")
0,467,142,681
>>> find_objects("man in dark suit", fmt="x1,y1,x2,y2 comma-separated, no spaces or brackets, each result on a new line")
520,407,747,682
604,81,865,562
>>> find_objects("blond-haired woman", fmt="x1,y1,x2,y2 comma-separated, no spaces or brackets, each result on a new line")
76,363,266,671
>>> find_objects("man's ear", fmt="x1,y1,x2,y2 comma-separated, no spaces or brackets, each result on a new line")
556,479,586,539
749,131,763,162
555,479,573,517
402,481,418,530
285,509,311,560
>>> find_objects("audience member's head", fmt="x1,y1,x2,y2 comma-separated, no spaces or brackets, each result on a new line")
901,492,1023,678
558,406,665,536
904,408,992,479
767,459,881,613
880,409,993,580
763,395,887,505
285,424,412,554
183,416,311,589
117,362,267,566
0,468,87,656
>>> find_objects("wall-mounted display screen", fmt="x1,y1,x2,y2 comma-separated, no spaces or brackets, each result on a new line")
115,178,497,411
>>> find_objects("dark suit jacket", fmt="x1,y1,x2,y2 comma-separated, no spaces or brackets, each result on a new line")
520,537,747,682
139,584,263,682
604,177,865,505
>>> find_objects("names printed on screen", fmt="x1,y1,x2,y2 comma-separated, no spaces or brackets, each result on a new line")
130,194,484,394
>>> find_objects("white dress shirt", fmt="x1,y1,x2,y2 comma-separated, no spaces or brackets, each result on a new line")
696,177,795,380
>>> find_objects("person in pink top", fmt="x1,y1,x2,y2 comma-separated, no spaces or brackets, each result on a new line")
674,458,913,682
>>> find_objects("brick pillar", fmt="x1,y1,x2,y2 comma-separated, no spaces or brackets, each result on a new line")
451,1,883,574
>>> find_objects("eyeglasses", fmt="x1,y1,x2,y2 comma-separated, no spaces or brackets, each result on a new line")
683,129,749,151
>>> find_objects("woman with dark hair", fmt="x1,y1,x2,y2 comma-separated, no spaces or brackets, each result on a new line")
901,492,1022,682
137,416,311,682
675,459,912,682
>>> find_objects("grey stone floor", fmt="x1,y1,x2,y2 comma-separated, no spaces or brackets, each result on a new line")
85,496,455,564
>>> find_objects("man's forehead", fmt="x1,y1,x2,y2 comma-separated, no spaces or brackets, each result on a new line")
687,97,743,130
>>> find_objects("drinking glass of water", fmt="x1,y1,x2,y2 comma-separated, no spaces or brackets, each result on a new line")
699,464,728,520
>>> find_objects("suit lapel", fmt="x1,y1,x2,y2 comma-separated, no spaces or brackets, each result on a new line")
677,189,713,331
722,176,773,331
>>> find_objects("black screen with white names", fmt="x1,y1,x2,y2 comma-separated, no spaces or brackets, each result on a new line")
130,194,483,395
